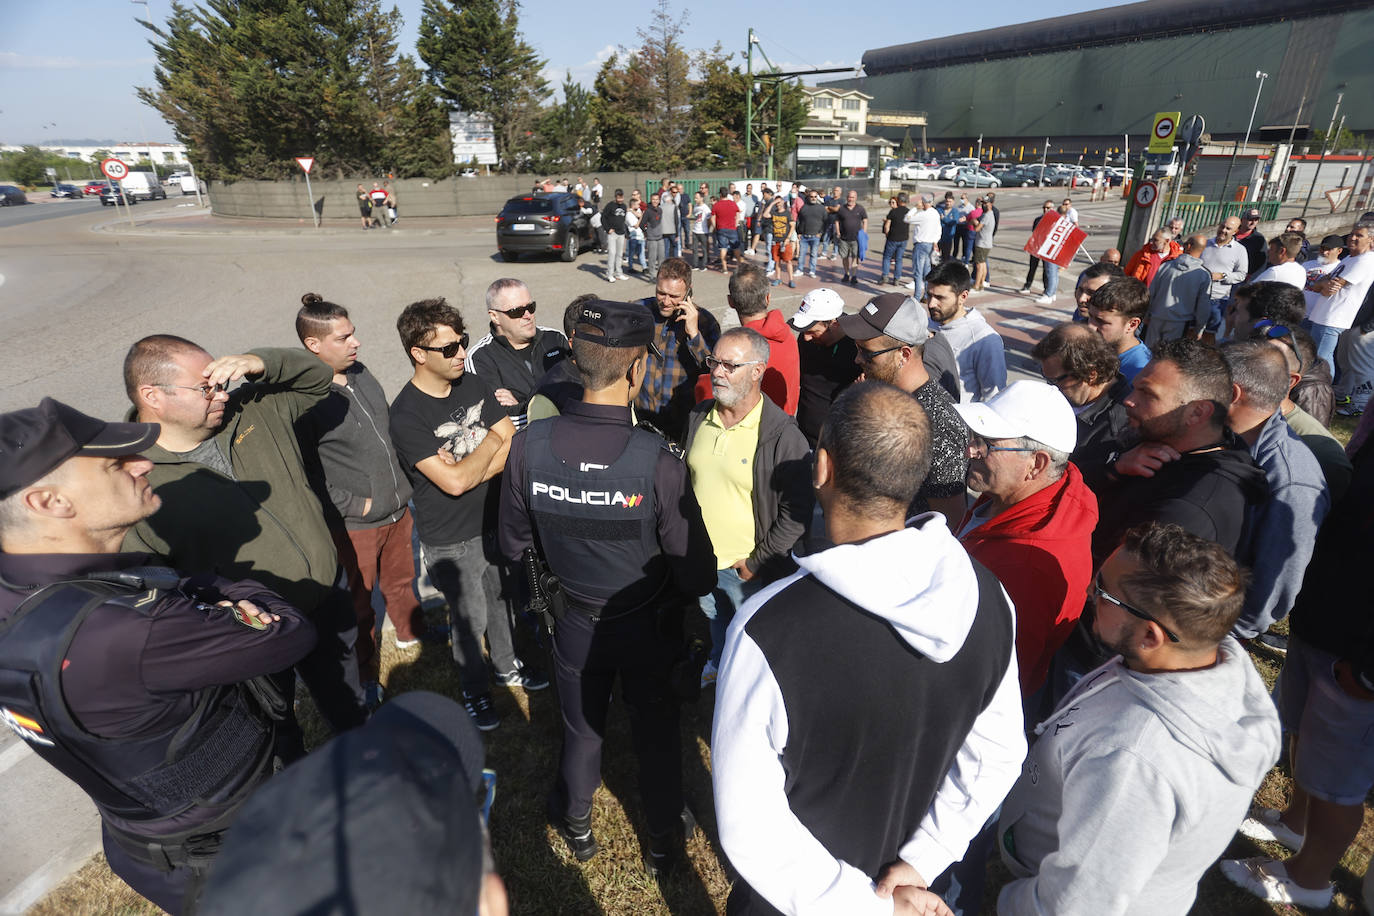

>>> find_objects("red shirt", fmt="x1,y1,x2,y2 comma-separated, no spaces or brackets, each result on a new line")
745,309,801,416
711,199,739,231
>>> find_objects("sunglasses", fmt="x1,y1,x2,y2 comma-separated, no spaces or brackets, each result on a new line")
705,356,762,373
160,381,228,400
498,302,536,319
1252,319,1303,373
1091,574,1180,643
855,344,904,363
417,334,470,358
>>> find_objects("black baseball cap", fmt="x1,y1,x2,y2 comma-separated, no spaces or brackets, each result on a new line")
838,292,930,346
576,300,664,358
1320,234,1346,250
0,398,159,498
200,692,489,915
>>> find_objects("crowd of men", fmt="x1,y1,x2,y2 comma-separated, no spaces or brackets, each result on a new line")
2,203,1373,914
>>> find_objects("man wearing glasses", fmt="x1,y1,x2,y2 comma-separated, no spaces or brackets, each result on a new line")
997,522,1280,916
389,299,531,732
1030,322,1130,491
467,278,569,431
1235,207,1268,278
684,327,812,686
124,336,369,756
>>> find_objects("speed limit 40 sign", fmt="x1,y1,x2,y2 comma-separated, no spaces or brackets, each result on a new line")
100,158,129,181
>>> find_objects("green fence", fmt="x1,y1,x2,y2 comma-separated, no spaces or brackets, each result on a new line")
1171,199,1281,236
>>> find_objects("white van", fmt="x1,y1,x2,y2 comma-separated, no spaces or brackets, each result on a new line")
178,175,202,196
120,172,167,201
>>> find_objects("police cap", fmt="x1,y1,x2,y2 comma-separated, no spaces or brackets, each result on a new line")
575,300,663,358
0,398,159,498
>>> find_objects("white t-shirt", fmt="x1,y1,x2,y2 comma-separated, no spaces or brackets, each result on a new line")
1301,257,1341,314
692,203,711,235
1308,250,1374,329
1064,206,1080,225
1251,261,1307,290
906,207,943,244
739,195,756,218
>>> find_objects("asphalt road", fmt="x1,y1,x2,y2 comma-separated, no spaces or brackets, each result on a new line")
0,185,1126,910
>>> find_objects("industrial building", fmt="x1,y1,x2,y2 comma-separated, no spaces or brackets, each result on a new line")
824,0,1374,161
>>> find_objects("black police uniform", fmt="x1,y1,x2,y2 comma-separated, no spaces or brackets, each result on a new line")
499,356,714,851
0,552,314,914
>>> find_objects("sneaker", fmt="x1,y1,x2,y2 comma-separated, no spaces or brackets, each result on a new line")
1337,403,1364,417
879,276,889,285
771,279,781,286
363,682,385,710
463,692,500,731
495,663,549,691
548,799,599,861
700,659,718,689
788,280,796,288
1019,287,1032,294
1237,807,1304,850
607,275,617,283
1219,857,1332,908
394,624,450,651
1034,294,1056,305
1254,632,1289,656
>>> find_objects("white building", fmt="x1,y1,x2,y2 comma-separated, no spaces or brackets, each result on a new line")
794,87,900,182
0,142,189,166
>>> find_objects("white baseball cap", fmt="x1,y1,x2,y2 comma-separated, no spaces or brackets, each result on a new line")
954,381,1078,454
789,288,846,329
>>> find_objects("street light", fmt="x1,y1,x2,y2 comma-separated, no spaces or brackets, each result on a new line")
1222,70,1268,201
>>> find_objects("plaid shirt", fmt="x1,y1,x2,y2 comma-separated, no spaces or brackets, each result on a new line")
634,297,721,442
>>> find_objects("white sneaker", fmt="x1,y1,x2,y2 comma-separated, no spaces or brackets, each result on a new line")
700,660,718,689
1034,294,1055,304
1219,857,1332,908
608,275,617,283
1237,807,1305,850
1018,287,1032,294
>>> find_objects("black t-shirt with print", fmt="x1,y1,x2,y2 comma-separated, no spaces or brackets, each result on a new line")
390,373,506,544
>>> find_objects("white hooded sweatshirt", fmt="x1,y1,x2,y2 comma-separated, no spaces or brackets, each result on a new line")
997,637,1281,915
712,518,1026,915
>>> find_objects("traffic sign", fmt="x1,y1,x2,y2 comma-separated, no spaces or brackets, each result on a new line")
1148,112,1180,154
100,158,129,181
1178,114,1206,165
1134,180,1159,209
295,157,315,174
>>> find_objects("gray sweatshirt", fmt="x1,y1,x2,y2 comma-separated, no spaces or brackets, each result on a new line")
301,361,413,530
1201,238,1248,301
997,637,1280,916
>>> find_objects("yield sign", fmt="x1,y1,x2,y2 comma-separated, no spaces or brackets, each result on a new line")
295,157,315,174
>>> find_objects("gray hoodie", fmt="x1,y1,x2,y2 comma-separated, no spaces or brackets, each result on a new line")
997,637,1280,916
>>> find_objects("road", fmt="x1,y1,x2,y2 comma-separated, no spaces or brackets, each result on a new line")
0,186,1127,910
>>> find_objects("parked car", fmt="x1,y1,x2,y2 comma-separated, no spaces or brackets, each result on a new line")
459,168,479,178
119,172,167,200
163,171,186,184
83,180,109,197
936,163,964,180
952,167,1001,188
889,161,939,181
1001,166,1050,187
100,185,137,206
50,183,84,198
0,185,28,206
495,192,593,262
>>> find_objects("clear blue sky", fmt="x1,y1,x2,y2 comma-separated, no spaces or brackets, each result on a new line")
2,0,1132,144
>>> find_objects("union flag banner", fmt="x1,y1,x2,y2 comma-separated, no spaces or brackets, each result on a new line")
1024,215,1088,268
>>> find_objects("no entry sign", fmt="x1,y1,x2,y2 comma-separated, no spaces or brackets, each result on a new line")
100,158,129,181
1133,180,1159,209
1024,214,1088,269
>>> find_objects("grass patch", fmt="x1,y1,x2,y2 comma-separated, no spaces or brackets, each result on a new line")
34,600,1374,915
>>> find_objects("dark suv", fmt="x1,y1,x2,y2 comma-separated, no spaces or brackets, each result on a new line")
495,192,593,262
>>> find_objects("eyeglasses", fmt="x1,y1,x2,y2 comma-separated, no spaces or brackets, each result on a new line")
855,344,904,363
417,334,470,358
1042,369,1074,386
704,356,762,373
159,381,227,400
498,302,535,319
967,435,1039,458
1252,319,1303,373
1091,574,1180,643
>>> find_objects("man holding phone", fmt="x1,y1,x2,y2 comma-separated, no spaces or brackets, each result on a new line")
635,257,722,442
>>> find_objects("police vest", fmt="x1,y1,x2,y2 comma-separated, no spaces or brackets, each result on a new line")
524,419,664,614
0,573,276,831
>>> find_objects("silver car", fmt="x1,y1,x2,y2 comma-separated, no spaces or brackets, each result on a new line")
952,168,1001,188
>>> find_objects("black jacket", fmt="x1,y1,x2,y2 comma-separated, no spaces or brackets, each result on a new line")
1070,374,1133,493
1090,432,1269,565
466,326,570,428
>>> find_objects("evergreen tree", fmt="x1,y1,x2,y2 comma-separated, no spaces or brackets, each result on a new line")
536,72,600,171
417,0,549,171
899,128,914,159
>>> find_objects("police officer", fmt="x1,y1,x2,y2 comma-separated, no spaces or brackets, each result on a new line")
499,300,715,875
0,400,316,914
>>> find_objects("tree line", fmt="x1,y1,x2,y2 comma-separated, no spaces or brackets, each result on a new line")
137,0,808,181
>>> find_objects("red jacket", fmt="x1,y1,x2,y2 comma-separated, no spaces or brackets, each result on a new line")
958,463,1098,696
693,309,801,415
1124,239,1181,287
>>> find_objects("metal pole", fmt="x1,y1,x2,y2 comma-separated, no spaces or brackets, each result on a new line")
1124,133,1129,172
1303,106,1343,218
773,78,782,180
745,29,754,176
303,170,318,228
1166,145,1184,225
1222,70,1268,201
119,176,135,227
187,158,203,207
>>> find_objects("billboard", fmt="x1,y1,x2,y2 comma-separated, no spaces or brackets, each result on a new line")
449,111,498,166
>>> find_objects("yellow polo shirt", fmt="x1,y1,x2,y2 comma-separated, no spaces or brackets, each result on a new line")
687,397,763,569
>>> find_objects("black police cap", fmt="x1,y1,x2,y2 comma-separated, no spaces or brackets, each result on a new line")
0,398,160,498
575,300,662,358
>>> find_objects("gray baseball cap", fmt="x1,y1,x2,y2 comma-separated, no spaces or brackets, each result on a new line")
837,293,930,346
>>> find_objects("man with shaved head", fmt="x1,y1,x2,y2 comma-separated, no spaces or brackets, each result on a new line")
1144,233,1213,346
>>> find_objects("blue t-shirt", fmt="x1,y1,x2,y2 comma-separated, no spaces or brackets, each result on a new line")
1119,340,1152,384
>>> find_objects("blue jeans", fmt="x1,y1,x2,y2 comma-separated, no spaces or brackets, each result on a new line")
700,567,757,668
1045,261,1060,297
881,239,908,281
799,235,820,274
663,234,680,258
627,236,644,270
1205,296,1229,333
1303,318,1343,373
910,241,934,298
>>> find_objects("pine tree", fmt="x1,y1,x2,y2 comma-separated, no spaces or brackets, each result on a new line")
417,0,549,171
